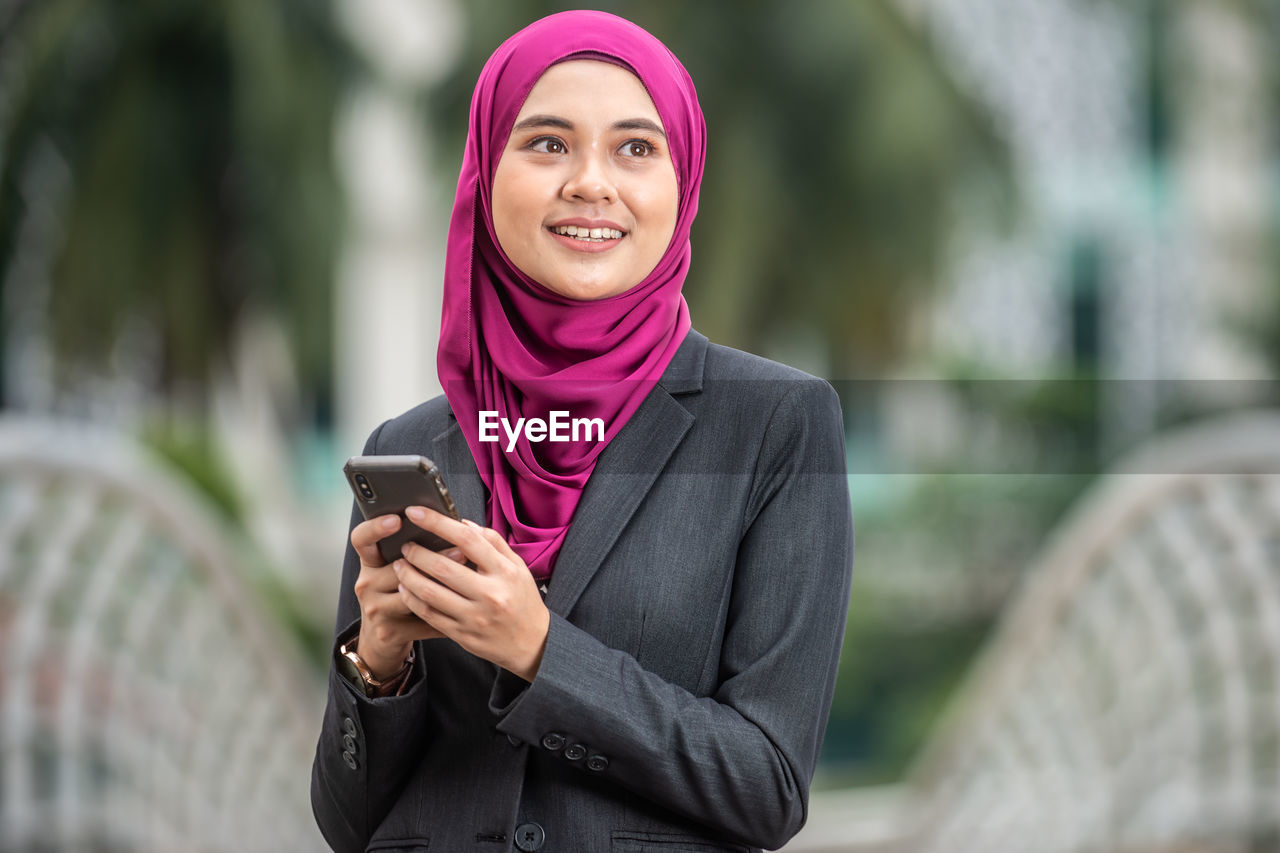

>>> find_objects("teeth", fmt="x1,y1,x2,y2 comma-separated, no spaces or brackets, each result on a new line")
552,225,623,241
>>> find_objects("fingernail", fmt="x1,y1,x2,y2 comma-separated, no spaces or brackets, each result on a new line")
392,560,403,574
406,506,425,522
462,518,480,528
382,516,398,530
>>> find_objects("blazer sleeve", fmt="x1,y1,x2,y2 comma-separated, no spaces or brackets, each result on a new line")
310,422,434,853
489,379,854,850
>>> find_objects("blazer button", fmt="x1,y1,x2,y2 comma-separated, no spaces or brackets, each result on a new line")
540,732,566,751
343,733,358,754
563,743,587,761
585,754,609,772
342,750,359,771
342,716,357,737
514,821,544,851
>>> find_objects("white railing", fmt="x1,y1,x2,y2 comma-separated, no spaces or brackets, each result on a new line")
0,417,325,851
895,411,1280,852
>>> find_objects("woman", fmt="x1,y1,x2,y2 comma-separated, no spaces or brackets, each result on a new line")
311,11,853,853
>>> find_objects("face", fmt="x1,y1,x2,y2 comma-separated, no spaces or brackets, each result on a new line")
491,60,679,301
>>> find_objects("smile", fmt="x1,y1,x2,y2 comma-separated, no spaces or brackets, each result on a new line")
549,225,625,241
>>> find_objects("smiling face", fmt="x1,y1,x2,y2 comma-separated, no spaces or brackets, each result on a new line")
491,60,679,301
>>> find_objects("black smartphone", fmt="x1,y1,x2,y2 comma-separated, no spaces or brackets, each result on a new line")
343,455,461,564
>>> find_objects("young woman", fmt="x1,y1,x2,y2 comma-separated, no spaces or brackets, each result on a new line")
311,11,853,853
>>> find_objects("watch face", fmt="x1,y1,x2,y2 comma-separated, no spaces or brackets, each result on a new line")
337,653,372,696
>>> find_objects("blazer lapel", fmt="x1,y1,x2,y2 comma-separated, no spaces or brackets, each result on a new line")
546,330,708,618
545,390,692,618
430,330,709,618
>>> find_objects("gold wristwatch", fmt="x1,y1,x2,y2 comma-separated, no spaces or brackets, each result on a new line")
337,633,415,698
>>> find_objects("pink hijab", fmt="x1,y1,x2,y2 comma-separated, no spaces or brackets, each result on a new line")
437,11,706,580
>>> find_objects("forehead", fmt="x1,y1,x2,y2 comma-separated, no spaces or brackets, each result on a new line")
516,59,663,123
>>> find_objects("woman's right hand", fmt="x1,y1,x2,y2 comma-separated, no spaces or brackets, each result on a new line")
350,514,446,679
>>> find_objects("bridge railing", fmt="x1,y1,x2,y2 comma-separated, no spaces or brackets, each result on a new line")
893,411,1280,852
0,417,325,852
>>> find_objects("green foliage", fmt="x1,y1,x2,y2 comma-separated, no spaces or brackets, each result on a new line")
1231,196,1280,376
830,359,1105,781
823,584,989,786
141,416,242,521
0,0,353,397
245,549,333,673
425,0,1015,375
936,361,1107,476
826,471,1091,783
141,416,331,671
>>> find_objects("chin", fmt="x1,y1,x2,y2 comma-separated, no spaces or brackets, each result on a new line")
547,279,625,301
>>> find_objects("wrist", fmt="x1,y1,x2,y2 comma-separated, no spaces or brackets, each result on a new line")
339,627,414,697
510,608,550,683
357,625,413,681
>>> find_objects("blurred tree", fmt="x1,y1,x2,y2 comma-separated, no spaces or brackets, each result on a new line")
426,0,1015,376
0,0,352,405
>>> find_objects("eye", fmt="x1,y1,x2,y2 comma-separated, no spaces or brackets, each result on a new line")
619,139,655,158
527,136,567,155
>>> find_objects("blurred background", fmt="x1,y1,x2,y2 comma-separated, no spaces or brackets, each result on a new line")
2,0,1279,850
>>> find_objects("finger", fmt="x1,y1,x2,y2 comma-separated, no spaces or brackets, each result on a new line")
396,581,430,620
465,525,533,586
355,563,403,596
357,585,416,628
398,584,460,637
405,508,504,574
474,524,523,565
371,587,448,642
395,581,438,624
396,566,469,634
351,514,401,567
401,543,483,600
440,544,478,570
395,554,467,608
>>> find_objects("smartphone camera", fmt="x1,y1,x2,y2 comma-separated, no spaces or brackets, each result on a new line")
353,472,376,503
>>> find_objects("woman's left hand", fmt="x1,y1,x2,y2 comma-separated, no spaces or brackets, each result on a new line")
394,506,550,682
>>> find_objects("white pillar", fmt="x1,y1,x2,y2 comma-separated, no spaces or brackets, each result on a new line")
334,0,461,454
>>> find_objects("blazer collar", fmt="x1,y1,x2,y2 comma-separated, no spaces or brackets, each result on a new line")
433,329,709,617
657,328,707,396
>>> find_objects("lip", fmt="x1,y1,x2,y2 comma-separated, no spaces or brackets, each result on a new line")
545,217,627,254
547,227,624,254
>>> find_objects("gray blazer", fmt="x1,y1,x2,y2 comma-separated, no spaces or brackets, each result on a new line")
311,330,854,853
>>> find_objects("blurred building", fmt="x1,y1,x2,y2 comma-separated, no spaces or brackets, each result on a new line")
906,0,1275,431
852,0,1279,622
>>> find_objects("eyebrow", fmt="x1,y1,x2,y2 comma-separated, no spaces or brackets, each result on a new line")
510,114,667,138
614,118,667,138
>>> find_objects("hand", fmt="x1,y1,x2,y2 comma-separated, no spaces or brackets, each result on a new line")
394,507,550,682
350,513,446,679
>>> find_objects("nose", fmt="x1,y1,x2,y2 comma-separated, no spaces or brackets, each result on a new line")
561,147,615,204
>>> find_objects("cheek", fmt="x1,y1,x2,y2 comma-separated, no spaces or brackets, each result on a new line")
639,174,679,250
491,171,539,254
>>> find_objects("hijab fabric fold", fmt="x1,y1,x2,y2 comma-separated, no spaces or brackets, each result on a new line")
437,11,706,580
